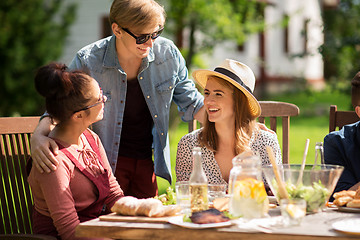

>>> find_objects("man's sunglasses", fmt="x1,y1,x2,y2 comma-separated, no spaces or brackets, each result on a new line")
121,27,164,44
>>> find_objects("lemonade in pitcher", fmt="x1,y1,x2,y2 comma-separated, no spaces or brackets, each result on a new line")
228,153,269,218
229,178,268,218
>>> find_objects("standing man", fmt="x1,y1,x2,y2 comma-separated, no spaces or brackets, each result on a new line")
30,0,205,198
324,72,360,194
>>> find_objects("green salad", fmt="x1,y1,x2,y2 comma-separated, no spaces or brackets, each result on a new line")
154,187,176,205
273,180,330,212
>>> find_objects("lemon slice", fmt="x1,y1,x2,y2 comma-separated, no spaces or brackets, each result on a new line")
233,178,267,203
286,204,306,218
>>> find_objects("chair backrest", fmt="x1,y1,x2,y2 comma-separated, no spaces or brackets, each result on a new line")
329,105,360,132
188,101,300,164
0,116,40,234
257,101,299,164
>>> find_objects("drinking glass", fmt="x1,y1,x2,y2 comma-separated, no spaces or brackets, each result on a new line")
280,198,306,226
208,184,227,206
175,181,191,214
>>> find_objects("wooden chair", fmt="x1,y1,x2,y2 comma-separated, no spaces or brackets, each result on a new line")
329,105,360,132
0,234,56,240
0,116,40,234
188,101,300,164
257,101,300,164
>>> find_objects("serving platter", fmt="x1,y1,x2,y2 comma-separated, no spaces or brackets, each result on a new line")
100,212,172,223
168,215,234,229
336,206,360,213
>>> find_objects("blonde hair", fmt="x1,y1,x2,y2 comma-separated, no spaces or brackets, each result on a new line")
199,76,257,155
109,0,166,31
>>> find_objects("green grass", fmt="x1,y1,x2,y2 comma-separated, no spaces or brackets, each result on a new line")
157,88,352,194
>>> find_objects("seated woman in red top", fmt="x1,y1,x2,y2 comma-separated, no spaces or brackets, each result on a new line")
28,63,124,240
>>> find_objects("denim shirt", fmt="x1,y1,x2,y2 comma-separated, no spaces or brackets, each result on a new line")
68,35,204,183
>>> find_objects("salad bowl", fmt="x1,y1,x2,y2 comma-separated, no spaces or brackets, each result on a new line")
262,164,344,213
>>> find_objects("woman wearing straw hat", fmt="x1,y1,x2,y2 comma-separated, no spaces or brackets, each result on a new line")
176,59,281,186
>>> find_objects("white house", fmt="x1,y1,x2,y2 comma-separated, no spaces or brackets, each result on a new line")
60,0,334,93
60,0,112,65
209,0,327,94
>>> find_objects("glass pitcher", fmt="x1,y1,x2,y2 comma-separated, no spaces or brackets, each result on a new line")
228,152,269,219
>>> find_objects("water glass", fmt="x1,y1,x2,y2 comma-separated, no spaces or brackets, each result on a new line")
208,183,227,206
175,181,190,214
280,199,306,226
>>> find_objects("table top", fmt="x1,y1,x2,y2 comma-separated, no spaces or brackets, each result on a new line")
76,208,360,240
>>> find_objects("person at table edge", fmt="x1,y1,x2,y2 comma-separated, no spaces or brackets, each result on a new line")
324,72,360,197
28,63,124,240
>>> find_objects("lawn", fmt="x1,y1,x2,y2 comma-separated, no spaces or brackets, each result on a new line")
157,88,352,194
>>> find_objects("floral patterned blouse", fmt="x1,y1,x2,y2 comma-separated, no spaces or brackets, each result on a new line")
175,128,282,186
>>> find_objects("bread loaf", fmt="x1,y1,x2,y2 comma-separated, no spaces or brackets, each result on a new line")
354,187,360,199
136,198,164,217
111,196,180,217
333,190,356,199
333,196,353,207
347,199,360,208
333,187,360,208
163,205,181,216
111,196,140,215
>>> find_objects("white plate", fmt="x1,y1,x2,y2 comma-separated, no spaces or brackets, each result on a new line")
332,219,360,235
337,206,360,213
168,215,234,229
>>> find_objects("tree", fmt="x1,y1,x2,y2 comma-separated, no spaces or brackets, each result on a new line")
0,0,77,117
320,0,360,91
159,0,268,129
161,0,266,69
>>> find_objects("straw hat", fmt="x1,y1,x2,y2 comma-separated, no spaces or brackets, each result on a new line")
192,59,261,118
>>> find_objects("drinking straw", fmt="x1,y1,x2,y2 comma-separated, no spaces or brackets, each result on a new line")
266,146,289,200
296,139,310,186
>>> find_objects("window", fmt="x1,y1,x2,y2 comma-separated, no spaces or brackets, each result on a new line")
283,14,289,54
303,19,310,54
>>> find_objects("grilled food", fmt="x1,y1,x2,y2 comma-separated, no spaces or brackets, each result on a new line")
190,208,230,224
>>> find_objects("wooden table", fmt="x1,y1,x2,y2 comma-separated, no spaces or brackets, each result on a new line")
76,208,360,240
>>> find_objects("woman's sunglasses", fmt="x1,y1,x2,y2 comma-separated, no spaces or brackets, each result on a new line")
73,90,107,113
121,27,164,44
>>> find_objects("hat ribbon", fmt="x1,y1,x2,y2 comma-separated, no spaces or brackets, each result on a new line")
214,67,253,94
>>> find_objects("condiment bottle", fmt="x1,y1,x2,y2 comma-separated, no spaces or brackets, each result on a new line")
189,147,209,212
314,142,324,165
228,152,269,218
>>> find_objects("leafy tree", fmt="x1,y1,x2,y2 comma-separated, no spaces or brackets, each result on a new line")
161,0,266,69
320,0,360,92
159,0,268,129
0,0,77,117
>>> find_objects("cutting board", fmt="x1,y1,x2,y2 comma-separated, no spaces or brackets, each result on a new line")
99,212,174,223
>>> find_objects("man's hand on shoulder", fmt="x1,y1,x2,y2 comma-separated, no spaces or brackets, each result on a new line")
30,124,59,173
257,122,275,134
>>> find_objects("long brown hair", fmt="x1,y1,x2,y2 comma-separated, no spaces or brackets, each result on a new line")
199,76,257,155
